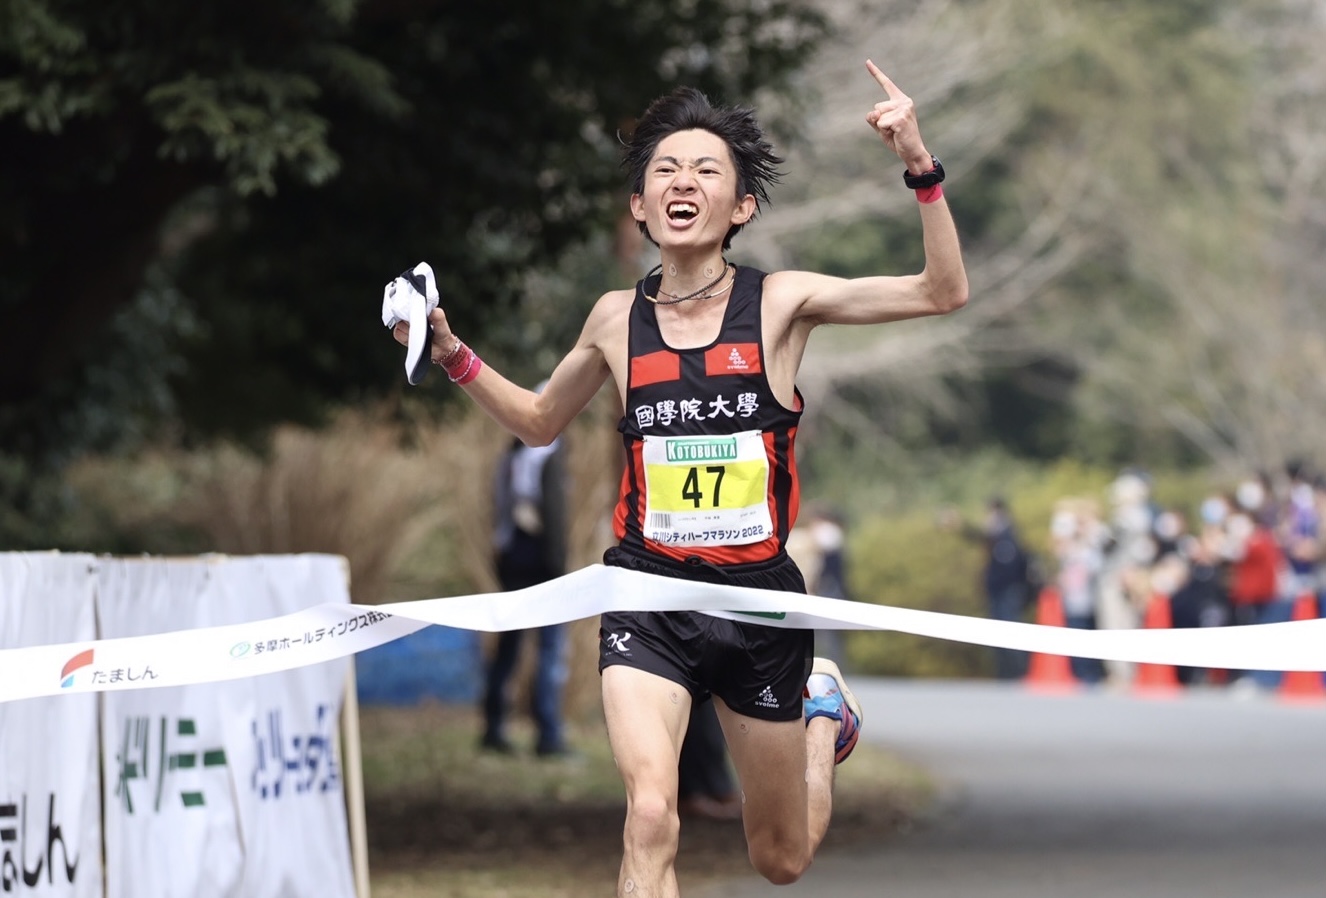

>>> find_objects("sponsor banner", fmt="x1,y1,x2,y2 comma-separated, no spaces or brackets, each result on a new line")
5,563,1326,707
224,557,354,898
96,555,354,898
0,553,102,897
99,558,243,898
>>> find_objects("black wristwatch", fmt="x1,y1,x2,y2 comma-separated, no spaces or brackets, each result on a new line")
903,155,945,189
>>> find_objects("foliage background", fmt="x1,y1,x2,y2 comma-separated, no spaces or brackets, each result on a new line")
4,0,1325,685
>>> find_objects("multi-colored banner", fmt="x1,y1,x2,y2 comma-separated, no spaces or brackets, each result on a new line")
2,553,357,898
5,561,1325,706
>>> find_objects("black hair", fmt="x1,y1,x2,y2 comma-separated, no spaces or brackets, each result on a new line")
622,87,783,251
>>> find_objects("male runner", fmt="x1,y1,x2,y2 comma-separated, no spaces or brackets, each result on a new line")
392,60,968,896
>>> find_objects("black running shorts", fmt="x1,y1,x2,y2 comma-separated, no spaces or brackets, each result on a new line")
598,545,814,722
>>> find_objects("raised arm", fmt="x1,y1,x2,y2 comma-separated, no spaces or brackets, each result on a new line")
766,59,969,326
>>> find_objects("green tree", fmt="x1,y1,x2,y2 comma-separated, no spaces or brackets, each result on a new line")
0,0,828,545
1,0,827,444
755,0,1271,475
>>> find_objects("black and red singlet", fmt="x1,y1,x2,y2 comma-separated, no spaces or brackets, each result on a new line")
612,265,803,565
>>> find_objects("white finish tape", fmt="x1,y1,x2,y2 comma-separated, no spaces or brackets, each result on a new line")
3,564,1323,704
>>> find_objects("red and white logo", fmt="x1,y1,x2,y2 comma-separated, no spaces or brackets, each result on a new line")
705,343,761,376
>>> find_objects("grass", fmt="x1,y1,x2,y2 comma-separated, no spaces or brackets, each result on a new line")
360,704,932,897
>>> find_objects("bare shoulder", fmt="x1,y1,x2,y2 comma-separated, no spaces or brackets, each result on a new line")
583,287,635,336
760,269,837,329
761,269,837,312
596,285,637,313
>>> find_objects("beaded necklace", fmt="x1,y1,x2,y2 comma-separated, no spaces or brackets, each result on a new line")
643,262,734,305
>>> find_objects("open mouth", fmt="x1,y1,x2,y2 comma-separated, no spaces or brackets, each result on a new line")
667,202,699,223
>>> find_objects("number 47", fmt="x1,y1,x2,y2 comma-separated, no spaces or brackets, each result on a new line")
682,465,725,508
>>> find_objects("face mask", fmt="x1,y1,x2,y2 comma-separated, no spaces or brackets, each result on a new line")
1235,481,1264,512
813,521,844,552
1200,497,1228,526
1051,511,1077,540
1154,511,1182,541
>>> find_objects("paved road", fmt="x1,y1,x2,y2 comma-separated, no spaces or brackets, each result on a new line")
700,678,1326,898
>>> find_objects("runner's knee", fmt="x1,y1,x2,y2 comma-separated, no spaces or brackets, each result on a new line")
624,791,679,850
748,832,811,884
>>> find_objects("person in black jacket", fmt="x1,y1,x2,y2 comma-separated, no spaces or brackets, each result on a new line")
943,496,1033,679
480,428,571,756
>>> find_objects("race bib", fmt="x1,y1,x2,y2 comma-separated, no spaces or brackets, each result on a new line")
641,431,773,547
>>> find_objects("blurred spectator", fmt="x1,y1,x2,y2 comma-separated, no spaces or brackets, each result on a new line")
1165,515,1230,686
1278,460,1320,600
1152,507,1186,560
785,505,854,668
808,506,853,668
1096,470,1158,687
1049,498,1106,684
942,496,1034,680
1027,464,1325,695
1317,473,1326,618
1194,492,1235,630
480,428,572,756
1198,492,1233,544
1225,477,1290,692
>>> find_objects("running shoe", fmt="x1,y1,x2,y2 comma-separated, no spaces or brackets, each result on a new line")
802,657,862,764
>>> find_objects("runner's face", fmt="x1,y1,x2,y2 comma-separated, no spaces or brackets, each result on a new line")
631,130,754,252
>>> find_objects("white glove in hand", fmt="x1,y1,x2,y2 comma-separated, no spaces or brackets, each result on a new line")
381,262,439,385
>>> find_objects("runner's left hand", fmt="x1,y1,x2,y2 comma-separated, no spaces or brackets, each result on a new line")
864,60,931,173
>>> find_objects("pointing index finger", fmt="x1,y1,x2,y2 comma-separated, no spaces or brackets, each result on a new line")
865,58,898,98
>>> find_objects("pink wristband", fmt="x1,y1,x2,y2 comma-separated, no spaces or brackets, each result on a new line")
916,184,944,205
453,353,483,385
438,340,473,378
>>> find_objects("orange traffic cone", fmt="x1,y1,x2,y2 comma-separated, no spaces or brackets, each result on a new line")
1025,586,1078,694
1278,593,1325,705
1133,594,1181,697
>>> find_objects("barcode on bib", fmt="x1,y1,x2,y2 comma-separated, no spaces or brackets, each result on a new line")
648,512,672,530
